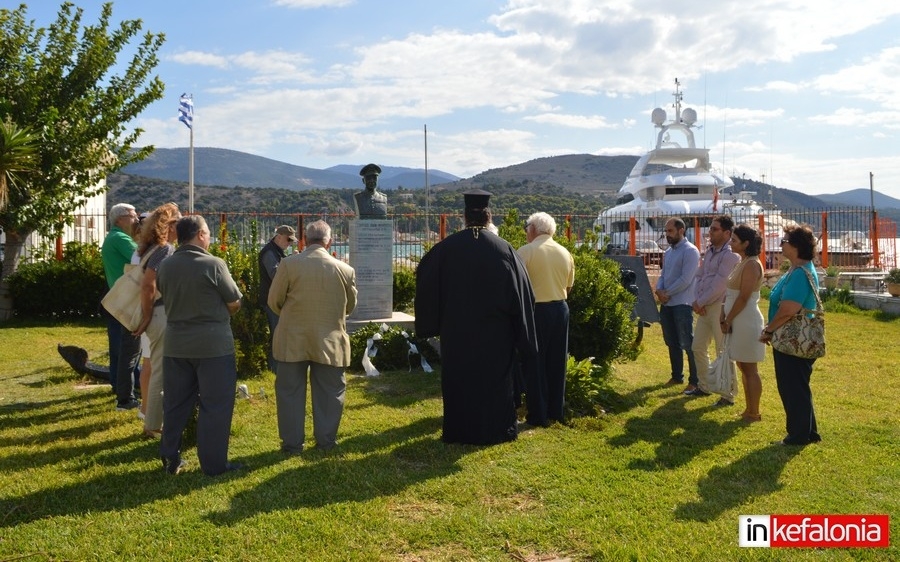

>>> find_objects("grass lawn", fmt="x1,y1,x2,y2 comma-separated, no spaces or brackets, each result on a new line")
0,305,898,561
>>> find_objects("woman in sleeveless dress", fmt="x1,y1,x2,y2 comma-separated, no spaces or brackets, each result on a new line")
719,225,765,422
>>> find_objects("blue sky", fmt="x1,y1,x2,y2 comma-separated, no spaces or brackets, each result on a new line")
20,1,900,198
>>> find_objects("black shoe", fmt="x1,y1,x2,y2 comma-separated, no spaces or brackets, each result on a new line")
684,388,710,397
714,397,734,406
115,399,140,411
224,462,245,472
161,455,187,475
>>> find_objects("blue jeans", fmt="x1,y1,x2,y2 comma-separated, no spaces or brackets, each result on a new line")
106,315,122,392
659,304,697,385
106,315,140,396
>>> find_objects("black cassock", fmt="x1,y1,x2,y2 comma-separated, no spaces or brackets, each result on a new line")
415,227,538,445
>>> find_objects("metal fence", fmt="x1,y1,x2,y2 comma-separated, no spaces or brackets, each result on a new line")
6,207,897,273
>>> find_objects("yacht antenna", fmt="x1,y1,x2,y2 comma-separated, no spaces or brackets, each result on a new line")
673,78,682,123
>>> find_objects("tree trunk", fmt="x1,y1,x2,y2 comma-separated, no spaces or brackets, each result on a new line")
0,231,25,322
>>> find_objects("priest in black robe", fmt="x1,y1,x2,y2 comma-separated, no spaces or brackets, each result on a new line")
415,189,538,445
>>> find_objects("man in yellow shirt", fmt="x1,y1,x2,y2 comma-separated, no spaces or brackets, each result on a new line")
518,212,575,426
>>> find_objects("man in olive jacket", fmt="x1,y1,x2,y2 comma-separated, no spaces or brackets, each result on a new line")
268,220,357,453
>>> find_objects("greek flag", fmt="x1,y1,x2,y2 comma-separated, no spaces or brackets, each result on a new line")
178,94,193,129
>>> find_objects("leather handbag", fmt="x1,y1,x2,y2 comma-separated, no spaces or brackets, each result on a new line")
770,267,826,359
101,253,152,331
706,335,737,397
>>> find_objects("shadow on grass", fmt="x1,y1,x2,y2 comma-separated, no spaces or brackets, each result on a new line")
0,445,222,529
674,445,802,522
607,393,742,470
0,391,155,472
348,370,442,410
595,381,661,415
205,416,465,526
0,388,111,436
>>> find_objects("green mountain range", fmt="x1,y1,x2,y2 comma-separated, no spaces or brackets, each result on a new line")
112,147,900,220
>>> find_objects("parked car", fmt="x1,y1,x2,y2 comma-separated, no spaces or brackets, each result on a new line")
604,240,664,267
635,240,664,266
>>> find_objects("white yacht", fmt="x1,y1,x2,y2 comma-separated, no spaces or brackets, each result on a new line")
595,79,792,257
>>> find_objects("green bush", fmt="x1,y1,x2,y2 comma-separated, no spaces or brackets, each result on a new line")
564,356,608,418
210,220,268,378
8,241,106,318
393,266,416,312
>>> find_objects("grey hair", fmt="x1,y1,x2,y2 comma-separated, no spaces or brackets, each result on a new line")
305,220,332,246
526,212,556,236
108,203,135,229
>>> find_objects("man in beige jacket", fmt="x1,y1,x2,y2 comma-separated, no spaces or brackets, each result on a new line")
268,220,358,453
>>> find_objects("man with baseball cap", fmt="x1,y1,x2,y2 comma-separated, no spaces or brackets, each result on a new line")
259,225,296,371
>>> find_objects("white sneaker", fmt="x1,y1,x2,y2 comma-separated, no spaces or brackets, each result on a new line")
137,410,145,420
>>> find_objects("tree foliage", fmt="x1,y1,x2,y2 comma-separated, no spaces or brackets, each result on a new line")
0,117,38,210
0,1,165,256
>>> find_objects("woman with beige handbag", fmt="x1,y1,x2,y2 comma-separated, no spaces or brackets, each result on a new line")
760,225,823,446
131,203,181,439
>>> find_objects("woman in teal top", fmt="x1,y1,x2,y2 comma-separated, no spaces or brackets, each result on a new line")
760,225,822,446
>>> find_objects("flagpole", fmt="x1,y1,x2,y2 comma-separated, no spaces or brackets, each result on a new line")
424,124,429,240
189,122,194,214
178,93,195,213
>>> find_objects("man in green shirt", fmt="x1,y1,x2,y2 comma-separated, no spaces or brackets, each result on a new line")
101,203,141,410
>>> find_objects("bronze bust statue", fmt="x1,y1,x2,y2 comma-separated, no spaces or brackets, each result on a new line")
354,163,388,219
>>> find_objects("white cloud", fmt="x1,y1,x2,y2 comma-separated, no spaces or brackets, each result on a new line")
524,113,621,129
140,0,900,196
170,51,229,69
812,46,900,106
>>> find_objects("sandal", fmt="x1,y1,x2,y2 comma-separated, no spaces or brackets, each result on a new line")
141,429,162,439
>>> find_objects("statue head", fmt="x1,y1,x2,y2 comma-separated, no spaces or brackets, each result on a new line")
359,163,381,192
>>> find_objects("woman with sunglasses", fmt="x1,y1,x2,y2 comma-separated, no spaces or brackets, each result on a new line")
760,225,822,446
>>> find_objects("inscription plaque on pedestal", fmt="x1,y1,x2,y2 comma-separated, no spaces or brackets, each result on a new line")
349,219,393,320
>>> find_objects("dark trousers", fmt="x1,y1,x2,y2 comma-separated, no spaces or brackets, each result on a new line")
264,305,279,372
659,304,697,385
115,331,141,405
526,301,569,425
106,315,122,392
773,349,820,444
160,355,237,476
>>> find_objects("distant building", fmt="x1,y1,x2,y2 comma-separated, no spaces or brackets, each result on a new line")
1,181,107,264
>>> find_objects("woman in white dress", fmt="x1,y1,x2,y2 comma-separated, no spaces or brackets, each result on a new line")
719,225,766,422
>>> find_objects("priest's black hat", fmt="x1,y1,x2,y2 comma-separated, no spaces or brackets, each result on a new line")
359,163,381,177
463,188,492,210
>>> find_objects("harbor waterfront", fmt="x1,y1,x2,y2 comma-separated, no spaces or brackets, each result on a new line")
7,209,899,274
